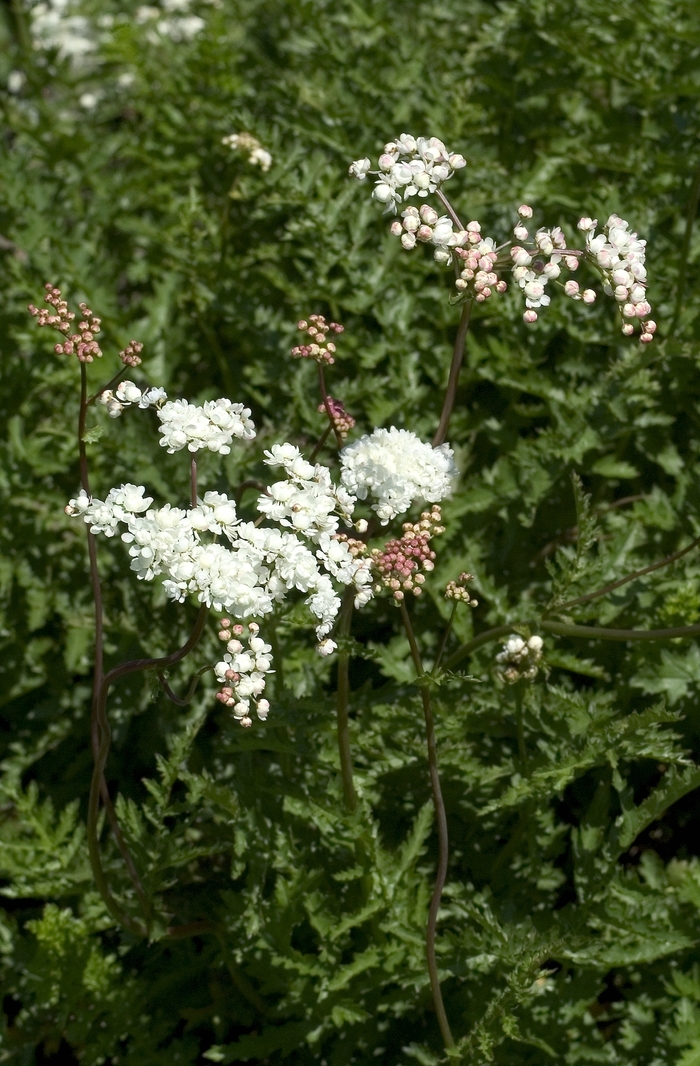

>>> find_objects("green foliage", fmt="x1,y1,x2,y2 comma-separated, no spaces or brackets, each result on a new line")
1,0,700,1062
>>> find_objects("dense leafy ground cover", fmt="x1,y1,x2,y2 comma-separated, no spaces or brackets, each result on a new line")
2,0,700,1062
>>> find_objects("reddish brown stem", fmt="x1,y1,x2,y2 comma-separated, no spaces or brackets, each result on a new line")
318,363,344,449
400,600,456,1052
433,299,472,448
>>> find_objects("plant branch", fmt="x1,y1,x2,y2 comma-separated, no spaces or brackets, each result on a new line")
435,189,465,232
400,600,456,1053
80,365,151,926
87,366,128,406
318,363,344,449
433,299,472,447
444,618,700,671
549,533,700,615
190,456,198,508
335,587,358,812
310,422,332,463
87,604,209,932
157,664,211,707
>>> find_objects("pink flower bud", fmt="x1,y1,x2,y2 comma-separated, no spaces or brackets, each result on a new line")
523,309,538,323
496,280,507,293
640,332,654,344
564,280,580,297
390,220,403,236
518,204,534,219
416,225,433,242
621,323,635,335
643,320,656,334
564,255,579,270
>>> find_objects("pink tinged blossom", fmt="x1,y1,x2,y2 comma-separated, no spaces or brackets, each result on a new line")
523,310,538,323
401,232,417,250
390,220,403,236
513,224,529,240
564,280,580,297
640,332,654,344
577,216,596,232
518,204,534,219
644,320,657,334
511,247,532,267
582,289,597,304
564,255,580,270
622,323,635,335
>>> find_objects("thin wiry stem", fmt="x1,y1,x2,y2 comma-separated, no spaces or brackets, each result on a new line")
433,299,472,448
87,366,128,406
190,456,198,508
157,664,211,707
310,423,332,463
444,619,700,671
80,364,151,925
547,533,700,616
336,587,358,812
672,160,700,335
318,363,344,449
88,605,209,933
400,600,456,1053
434,603,457,672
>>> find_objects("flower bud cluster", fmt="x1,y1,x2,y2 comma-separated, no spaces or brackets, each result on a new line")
222,132,272,172
317,395,355,439
292,315,344,364
495,634,543,684
445,572,478,606
29,285,103,362
390,205,474,265
371,508,444,602
579,215,655,341
349,134,466,212
454,230,508,301
214,619,272,727
119,340,144,367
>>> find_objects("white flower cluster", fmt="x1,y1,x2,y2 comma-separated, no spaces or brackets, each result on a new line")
509,219,587,320
99,381,255,454
349,134,466,213
98,379,167,418
579,215,656,341
215,622,272,726
66,482,357,640
495,635,543,684
135,0,205,42
259,444,374,610
222,132,272,172
30,0,96,64
340,428,457,525
157,398,256,454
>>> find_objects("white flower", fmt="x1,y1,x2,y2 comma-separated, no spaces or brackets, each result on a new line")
317,639,337,656
222,132,272,171
349,157,371,180
340,427,457,524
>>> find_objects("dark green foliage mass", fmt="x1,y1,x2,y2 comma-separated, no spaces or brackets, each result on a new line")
2,0,700,1061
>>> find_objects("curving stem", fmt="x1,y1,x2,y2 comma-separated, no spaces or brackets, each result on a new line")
87,604,209,930
400,600,456,1053
335,587,358,812
318,363,344,449
79,364,151,923
433,299,473,448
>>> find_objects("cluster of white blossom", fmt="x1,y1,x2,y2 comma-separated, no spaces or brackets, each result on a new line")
98,380,256,454
157,398,256,454
98,379,166,418
29,0,96,63
340,427,457,524
349,135,466,212
215,621,272,726
579,215,655,341
65,482,357,640
495,635,543,684
135,0,205,42
222,132,272,171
